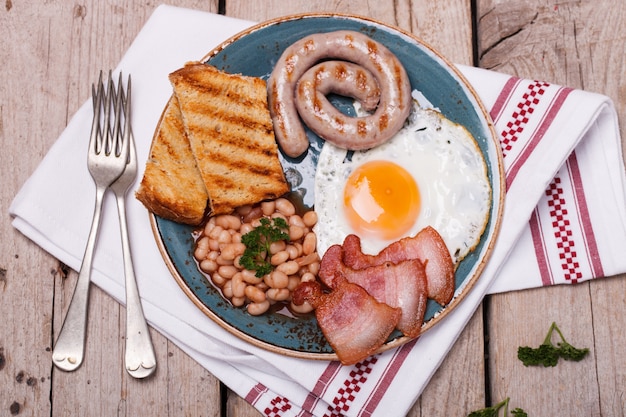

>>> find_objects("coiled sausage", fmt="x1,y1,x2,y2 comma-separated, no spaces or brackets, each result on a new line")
267,30,412,157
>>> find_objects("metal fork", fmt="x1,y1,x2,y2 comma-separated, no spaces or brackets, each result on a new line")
110,76,157,378
53,71,130,371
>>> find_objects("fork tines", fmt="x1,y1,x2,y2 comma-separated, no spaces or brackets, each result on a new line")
90,71,132,161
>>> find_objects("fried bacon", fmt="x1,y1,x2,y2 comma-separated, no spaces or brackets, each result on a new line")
319,244,427,338
293,280,401,365
341,226,455,306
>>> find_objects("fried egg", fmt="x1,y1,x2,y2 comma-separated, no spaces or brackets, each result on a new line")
314,103,491,263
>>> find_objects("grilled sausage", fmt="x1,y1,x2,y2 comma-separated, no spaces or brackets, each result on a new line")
267,30,412,157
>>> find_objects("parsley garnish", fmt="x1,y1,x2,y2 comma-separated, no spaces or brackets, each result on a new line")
517,322,589,367
240,217,290,277
468,397,527,417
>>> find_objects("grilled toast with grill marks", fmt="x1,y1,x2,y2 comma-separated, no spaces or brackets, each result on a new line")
169,62,289,216
135,94,209,225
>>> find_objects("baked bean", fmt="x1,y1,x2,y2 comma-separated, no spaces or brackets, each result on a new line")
208,225,224,240
209,238,220,251
203,217,216,234
300,272,316,283
222,280,233,298
302,232,317,255
308,261,321,276
232,273,246,298
289,225,305,240
220,242,246,261
231,296,246,307
215,254,234,266
285,245,299,260
267,288,290,301
215,214,241,230
245,285,267,303
269,240,286,255
211,271,227,287
290,301,314,315
265,270,289,289
247,300,270,315
194,237,210,260
289,214,305,227
217,265,238,279
270,250,290,266
276,260,299,276
303,210,318,227
242,206,263,223
194,199,323,316
287,275,301,291
275,198,296,216
241,269,262,284
199,259,218,274
217,229,232,244
261,200,276,216
240,223,254,235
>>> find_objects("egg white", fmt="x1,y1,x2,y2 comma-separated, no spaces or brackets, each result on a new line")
314,103,492,263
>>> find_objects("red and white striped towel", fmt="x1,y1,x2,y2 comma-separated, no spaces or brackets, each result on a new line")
10,6,626,417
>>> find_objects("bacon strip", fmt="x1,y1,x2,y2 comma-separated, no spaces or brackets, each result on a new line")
342,227,455,306
293,280,401,365
319,245,428,338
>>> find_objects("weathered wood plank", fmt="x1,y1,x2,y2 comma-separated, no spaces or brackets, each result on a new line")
1,1,224,416
477,0,626,415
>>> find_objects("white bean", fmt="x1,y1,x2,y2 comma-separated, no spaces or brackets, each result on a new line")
289,225,305,241
211,271,227,287
261,200,276,216
265,270,289,289
208,225,224,240
247,300,270,316
245,285,267,303
220,242,246,261
232,296,246,307
218,265,238,279
270,250,290,266
289,214,305,227
267,288,290,301
302,232,317,255
269,240,286,255
303,210,318,227
232,273,246,298
276,260,299,276
241,269,262,284
215,214,241,230
222,280,233,298
194,237,210,260
275,198,296,216
290,301,314,315
300,272,316,283
199,259,218,274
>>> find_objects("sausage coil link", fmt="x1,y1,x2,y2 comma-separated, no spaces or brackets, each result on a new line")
267,30,412,157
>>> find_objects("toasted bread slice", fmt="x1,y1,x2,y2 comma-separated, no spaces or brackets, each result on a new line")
135,95,209,225
169,62,290,216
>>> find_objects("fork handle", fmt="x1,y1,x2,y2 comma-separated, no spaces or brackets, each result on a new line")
116,195,157,378
52,186,106,371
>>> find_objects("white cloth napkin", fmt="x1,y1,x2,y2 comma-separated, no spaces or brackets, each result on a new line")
10,5,626,417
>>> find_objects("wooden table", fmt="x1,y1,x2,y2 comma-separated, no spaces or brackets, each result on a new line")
2,1,625,415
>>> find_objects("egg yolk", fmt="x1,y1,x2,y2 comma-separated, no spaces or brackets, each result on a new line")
343,160,420,240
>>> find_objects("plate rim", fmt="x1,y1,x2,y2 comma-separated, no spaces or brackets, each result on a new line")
150,12,506,360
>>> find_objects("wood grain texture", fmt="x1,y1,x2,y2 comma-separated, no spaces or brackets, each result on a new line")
477,0,626,415
1,1,223,416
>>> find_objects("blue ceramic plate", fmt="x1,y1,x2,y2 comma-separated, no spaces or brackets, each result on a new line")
151,14,505,360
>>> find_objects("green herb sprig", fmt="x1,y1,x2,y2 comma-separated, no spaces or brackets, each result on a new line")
468,397,527,417
239,217,290,277
517,322,589,367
